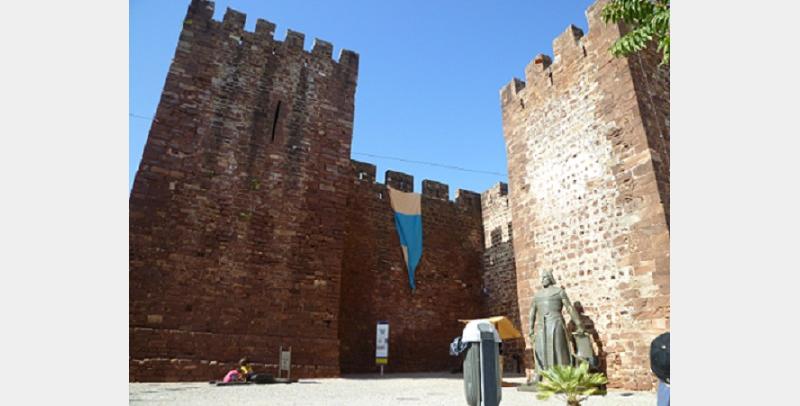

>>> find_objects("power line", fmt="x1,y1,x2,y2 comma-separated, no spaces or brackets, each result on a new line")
129,113,507,177
130,113,158,122
351,152,506,177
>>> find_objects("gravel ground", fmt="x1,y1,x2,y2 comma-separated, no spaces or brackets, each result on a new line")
129,373,655,405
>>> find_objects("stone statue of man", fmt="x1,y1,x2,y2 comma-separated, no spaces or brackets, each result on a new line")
528,270,584,383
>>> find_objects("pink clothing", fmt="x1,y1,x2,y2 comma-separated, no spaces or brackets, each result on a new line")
223,369,240,383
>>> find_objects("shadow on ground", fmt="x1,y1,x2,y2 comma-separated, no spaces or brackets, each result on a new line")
341,371,526,381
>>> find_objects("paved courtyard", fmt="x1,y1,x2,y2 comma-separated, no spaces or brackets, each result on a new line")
129,373,655,405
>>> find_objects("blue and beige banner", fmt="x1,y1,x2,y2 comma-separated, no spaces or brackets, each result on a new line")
388,187,423,290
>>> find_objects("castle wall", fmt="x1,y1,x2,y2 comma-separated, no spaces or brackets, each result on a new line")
338,162,486,373
130,0,669,387
129,0,358,381
629,38,670,227
480,183,524,373
499,0,669,390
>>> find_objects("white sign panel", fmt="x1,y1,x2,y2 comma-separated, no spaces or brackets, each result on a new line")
376,321,389,364
280,350,291,371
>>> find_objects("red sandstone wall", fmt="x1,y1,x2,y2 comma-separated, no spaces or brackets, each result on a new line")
338,161,486,373
629,41,670,226
499,0,669,390
480,183,525,373
129,0,358,381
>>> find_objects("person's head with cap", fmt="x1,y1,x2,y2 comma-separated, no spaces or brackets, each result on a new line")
650,332,670,384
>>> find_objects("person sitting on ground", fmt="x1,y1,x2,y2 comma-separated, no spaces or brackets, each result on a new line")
222,368,242,383
238,357,254,381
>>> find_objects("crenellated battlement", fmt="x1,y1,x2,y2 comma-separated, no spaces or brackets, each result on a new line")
352,160,377,183
499,78,526,108
499,0,625,107
481,182,509,208
185,0,359,70
455,190,482,211
385,170,414,192
222,7,246,31
524,54,552,88
422,180,449,201
312,38,334,59
480,182,511,246
552,24,586,65
255,18,276,38
349,160,481,208
284,29,305,51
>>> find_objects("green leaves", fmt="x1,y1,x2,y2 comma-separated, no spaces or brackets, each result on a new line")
535,362,608,405
601,0,656,25
610,26,653,57
657,35,670,64
601,0,670,65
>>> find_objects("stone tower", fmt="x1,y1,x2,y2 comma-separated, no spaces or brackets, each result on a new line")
479,182,524,372
129,0,358,380
499,0,669,390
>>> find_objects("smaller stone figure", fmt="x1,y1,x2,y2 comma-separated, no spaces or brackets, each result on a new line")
527,270,585,384
568,301,601,371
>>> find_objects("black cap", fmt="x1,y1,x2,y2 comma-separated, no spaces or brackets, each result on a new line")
649,332,670,383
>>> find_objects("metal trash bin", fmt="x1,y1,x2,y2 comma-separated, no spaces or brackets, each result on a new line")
461,319,502,406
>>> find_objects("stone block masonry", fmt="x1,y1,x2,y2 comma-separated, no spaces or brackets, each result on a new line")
130,1,492,381
339,162,486,373
499,0,669,390
130,0,358,381
130,0,669,388
480,183,525,373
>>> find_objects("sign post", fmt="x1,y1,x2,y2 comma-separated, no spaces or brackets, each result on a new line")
375,321,389,376
278,346,291,380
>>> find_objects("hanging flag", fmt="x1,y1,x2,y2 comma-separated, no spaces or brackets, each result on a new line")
387,186,423,290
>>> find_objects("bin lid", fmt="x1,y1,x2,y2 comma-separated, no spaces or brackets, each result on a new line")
459,316,522,340
461,319,502,343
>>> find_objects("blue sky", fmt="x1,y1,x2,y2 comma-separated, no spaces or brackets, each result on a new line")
130,0,596,197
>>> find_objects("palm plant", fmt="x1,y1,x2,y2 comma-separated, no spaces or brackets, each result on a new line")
536,362,608,406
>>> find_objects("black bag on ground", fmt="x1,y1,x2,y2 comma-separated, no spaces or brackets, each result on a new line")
249,373,275,384
649,332,670,384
